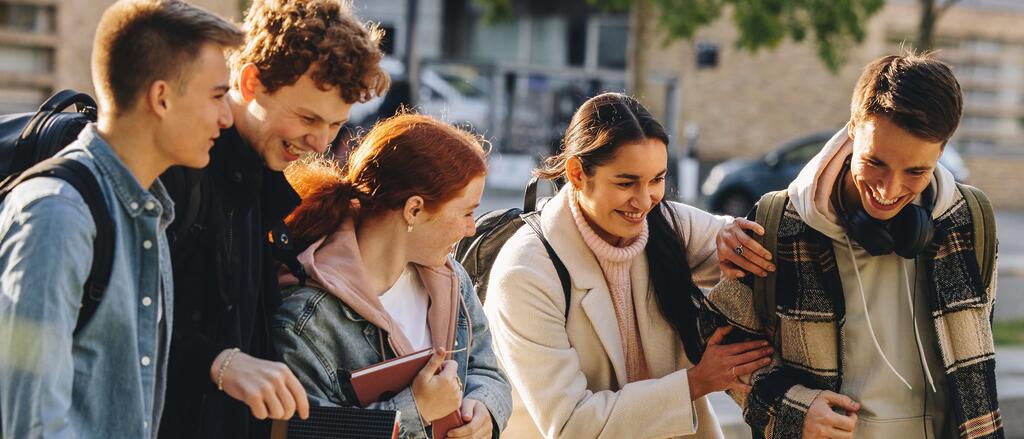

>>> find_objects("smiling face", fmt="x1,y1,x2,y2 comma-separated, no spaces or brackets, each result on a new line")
845,115,943,221
569,138,667,244
235,64,353,171
406,175,485,267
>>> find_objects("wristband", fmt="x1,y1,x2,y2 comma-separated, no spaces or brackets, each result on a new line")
216,348,241,391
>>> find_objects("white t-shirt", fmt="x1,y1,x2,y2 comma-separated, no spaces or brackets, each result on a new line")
379,265,432,350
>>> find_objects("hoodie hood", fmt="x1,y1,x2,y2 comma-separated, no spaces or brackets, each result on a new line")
787,125,958,242
279,217,461,357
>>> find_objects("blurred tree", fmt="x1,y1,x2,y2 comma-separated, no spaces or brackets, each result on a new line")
917,0,961,51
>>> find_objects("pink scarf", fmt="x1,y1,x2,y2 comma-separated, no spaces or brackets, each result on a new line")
569,194,651,382
278,218,461,356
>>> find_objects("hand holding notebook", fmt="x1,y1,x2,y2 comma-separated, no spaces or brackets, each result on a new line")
349,347,464,437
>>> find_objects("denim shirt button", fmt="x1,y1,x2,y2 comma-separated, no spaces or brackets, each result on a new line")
140,356,151,367
142,240,153,250
143,421,149,429
142,296,152,307
143,200,155,211
130,202,139,210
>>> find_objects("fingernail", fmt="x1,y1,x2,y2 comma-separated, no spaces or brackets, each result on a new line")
768,265,776,271
761,271,768,277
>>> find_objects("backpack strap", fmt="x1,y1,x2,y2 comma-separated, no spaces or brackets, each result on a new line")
0,158,114,335
752,190,789,331
523,177,540,213
957,183,996,292
521,212,572,319
12,90,96,173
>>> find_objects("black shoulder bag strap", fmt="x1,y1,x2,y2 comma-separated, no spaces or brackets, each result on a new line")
12,90,96,172
521,212,572,319
0,157,114,335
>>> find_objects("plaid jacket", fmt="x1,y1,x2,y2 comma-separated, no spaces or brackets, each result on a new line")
701,188,1002,438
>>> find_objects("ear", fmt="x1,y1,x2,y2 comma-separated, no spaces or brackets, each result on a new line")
238,63,263,103
847,118,857,142
403,195,425,225
145,80,172,119
565,157,587,191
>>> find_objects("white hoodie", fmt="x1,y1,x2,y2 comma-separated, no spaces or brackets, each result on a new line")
787,127,954,438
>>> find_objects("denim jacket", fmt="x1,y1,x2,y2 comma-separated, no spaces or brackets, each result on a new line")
271,260,511,439
0,125,174,438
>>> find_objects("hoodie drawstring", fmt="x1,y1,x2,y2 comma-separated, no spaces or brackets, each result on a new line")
844,235,913,390
902,261,938,393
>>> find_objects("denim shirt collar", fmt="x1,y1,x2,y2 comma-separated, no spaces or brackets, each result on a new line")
76,124,175,227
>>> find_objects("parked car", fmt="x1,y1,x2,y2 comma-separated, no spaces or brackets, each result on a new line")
702,130,970,217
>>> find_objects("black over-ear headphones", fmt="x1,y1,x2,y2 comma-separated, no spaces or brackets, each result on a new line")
838,163,935,259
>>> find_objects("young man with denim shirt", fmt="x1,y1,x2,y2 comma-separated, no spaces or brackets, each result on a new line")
0,1,241,437
158,1,390,438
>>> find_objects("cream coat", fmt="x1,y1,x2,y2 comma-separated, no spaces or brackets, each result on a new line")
484,187,728,439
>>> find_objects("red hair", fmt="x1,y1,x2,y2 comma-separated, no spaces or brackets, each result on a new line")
285,113,487,248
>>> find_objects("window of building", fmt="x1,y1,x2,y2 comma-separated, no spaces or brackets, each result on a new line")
0,3,55,34
962,38,1003,55
0,85,46,113
963,115,999,130
965,90,999,106
595,18,627,70
0,45,53,74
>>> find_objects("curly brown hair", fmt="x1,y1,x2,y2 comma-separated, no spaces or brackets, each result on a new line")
230,0,390,104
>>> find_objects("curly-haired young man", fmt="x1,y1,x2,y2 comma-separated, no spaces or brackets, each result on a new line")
158,1,389,438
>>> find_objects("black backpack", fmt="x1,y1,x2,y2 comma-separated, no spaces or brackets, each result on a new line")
0,90,110,335
452,177,572,317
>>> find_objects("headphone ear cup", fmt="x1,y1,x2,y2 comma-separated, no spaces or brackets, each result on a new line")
845,208,895,256
892,205,934,259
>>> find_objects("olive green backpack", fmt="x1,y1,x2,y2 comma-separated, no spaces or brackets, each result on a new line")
751,183,996,328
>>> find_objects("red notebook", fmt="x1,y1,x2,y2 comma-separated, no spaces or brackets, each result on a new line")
349,348,465,437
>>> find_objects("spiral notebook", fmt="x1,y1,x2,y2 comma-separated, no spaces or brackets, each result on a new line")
270,405,400,439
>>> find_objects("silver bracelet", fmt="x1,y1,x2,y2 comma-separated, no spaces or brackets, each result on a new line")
216,348,241,391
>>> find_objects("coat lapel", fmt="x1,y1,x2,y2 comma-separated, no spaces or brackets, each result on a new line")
542,187,628,385
630,254,687,377
579,284,627,385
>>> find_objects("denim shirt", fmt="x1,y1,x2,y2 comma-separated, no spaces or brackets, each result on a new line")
272,260,512,439
0,125,174,438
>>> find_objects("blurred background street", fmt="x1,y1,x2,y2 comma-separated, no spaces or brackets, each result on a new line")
2,0,1023,436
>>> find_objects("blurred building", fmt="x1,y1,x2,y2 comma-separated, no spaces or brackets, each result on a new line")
645,0,1024,208
0,0,239,113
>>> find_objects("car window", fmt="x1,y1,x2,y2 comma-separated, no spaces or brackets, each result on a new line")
781,140,822,166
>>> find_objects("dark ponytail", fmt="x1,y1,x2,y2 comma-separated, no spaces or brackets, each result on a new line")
646,205,705,365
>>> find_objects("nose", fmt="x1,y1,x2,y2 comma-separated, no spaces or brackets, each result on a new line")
875,172,903,199
218,98,233,129
465,216,477,237
304,126,332,154
631,187,655,211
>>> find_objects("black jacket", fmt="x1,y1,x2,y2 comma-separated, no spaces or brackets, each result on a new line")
158,127,300,439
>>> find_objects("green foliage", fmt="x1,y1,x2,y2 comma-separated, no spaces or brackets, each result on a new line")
994,320,1024,346
475,0,886,72
652,0,885,71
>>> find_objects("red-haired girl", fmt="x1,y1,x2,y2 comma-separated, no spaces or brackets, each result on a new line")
271,114,511,439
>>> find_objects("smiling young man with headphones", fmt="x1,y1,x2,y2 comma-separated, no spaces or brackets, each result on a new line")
705,53,1002,438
